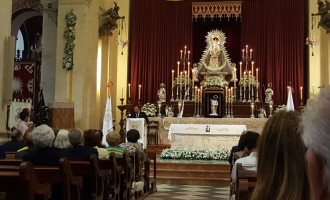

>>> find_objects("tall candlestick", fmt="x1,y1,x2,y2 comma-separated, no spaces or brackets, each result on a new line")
251,62,254,76
200,86,203,102
187,62,190,81
184,46,187,55
248,71,251,89
245,45,248,58
225,86,228,103
184,71,187,90
188,51,190,60
234,68,237,88
250,49,253,60
172,70,174,88
138,84,141,99
197,89,200,103
128,83,131,98
239,62,242,78
195,86,198,101
177,62,180,78
180,50,183,59
121,85,123,99
256,68,259,87
242,49,245,59
180,72,183,88
300,86,303,100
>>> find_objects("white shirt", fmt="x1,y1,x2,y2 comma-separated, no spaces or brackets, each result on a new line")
16,120,29,135
231,152,258,181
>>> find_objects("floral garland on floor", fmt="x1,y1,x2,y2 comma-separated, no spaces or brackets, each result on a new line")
63,10,77,71
160,148,230,160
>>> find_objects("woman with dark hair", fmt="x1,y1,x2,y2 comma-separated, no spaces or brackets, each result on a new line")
228,131,247,165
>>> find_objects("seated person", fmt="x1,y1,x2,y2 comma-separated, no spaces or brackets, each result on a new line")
104,131,125,157
83,129,108,158
61,129,98,160
231,131,259,182
16,108,33,135
119,129,146,182
228,131,247,165
16,128,35,159
53,129,72,151
252,110,309,199
23,125,61,166
95,129,106,148
0,128,25,152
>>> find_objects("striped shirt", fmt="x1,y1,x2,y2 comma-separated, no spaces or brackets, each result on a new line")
104,146,125,157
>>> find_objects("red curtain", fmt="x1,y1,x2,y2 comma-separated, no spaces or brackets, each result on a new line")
241,0,305,106
129,0,305,106
129,0,192,105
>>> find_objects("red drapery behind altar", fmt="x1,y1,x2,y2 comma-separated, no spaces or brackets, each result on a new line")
129,0,305,107
240,0,305,106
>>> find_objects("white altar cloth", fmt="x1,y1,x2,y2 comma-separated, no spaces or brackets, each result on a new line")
168,124,247,149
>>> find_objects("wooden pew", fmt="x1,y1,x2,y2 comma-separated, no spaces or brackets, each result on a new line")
5,151,16,159
0,158,83,200
68,154,104,200
146,151,157,193
116,152,132,200
129,151,144,199
235,163,257,200
35,158,83,200
99,153,121,200
0,161,51,200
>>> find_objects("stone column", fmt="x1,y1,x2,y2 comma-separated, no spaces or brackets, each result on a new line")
40,0,57,104
0,0,12,130
55,0,99,129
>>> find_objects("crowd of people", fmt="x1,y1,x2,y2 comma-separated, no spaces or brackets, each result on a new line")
229,87,330,200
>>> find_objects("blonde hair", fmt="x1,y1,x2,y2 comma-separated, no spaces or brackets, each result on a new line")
252,110,309,200
106,131,121,146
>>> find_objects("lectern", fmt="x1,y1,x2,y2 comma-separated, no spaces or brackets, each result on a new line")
126,118,147,149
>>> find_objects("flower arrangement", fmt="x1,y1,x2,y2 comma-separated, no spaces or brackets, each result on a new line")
274,104,286,113
141,103,157,117
239,74,260,88
63,10,77,71
204,76,223,88
160,148,230,161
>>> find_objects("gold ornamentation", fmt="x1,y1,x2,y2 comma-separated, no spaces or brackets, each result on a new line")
192,1,242,20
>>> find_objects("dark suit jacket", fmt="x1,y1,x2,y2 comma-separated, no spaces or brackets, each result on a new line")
130,111,149,123
23,147,61,166
60,145,98,160
0,139,25,152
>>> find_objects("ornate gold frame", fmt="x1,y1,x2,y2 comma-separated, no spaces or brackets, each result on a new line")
192,1,242,20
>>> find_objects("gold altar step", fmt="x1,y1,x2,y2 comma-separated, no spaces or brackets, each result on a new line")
150,159,231,186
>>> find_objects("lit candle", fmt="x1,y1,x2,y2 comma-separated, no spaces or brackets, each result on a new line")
300,86,303,100
245,45,248,58
128,83,131,98
121,85,123,99
171,70,174,88
138,84,141,99
180,50,183,59
250,49,253,60
242,49,245,59
231,87,233,102
178,102,181,112
184,46,187,55
239,62,242,78
248,71,251,89
177,61,180,78
158,103,161,114
188,51,190,61
251,62,254,76
188,62,191,80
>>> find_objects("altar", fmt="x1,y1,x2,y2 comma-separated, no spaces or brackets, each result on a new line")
150,117,268,146
168,124,246,149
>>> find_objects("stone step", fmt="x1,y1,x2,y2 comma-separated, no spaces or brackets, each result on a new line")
152,168,230,179
151,161,230,171
152,176,231,186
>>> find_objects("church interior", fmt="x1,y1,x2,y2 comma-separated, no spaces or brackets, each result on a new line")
0,0,330,199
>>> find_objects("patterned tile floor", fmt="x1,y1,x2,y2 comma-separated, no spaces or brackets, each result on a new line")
144,184,230,200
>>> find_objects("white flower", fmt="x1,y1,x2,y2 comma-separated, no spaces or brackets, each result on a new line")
160,148,230,161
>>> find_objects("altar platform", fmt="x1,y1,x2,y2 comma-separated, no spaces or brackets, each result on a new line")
149,117,268,145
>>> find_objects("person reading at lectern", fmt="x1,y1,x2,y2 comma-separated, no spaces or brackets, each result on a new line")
129,105,149,123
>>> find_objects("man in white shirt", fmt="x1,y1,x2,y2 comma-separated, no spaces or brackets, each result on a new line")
231,131,260,182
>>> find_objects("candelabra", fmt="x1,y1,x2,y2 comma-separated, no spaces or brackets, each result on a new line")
120,98,124,105
117,104,127,143
255,87,260,103
239,84,243,102
179,86,182,101
175,85,179,101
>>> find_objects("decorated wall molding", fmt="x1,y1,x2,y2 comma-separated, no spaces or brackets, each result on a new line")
192,1,242,20
12,0,43,14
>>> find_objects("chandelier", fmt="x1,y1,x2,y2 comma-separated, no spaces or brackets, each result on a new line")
117,18,129,55
306,16,318,56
